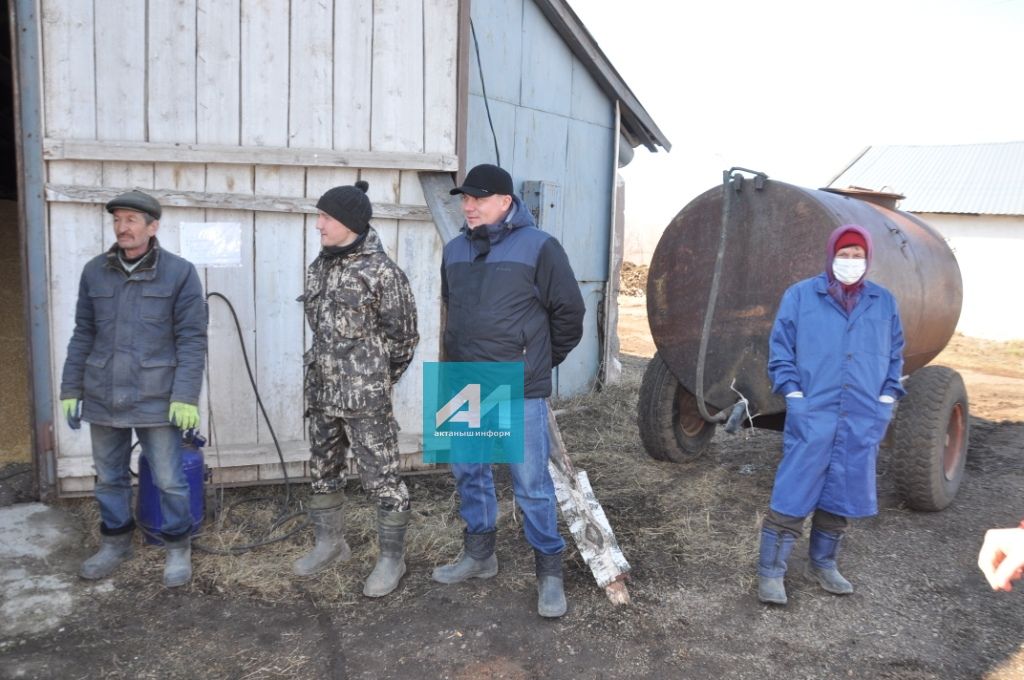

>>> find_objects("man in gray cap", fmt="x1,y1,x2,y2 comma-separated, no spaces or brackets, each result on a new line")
296,180,419,597
60,189,208,588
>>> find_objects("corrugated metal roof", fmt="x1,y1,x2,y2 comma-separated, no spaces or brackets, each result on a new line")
827,141,1024,216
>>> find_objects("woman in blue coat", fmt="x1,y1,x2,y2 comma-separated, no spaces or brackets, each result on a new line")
757,224,906,605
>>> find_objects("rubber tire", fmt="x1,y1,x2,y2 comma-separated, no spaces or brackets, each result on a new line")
637,353,716,463
890,365,969,512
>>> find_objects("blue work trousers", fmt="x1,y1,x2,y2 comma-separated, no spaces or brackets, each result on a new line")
90,424,191,538
450,398,565,555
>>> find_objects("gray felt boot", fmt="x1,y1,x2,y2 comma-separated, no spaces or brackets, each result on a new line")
757,527,796,605
431,530,498,584
363,507,411,597
79,530,134,580
535,550,567,618
163,534,192,588
294,493,352,577
805,528,854,595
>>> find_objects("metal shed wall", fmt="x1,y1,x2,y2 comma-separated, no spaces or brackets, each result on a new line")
39,0,459,494
465,0,617,398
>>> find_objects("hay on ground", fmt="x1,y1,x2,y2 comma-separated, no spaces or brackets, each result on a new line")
62,355,770,604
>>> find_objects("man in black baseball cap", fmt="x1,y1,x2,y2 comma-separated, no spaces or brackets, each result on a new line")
448,164,516,237
434,162,585,619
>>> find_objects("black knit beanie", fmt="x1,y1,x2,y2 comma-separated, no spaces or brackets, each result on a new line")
316,181,372,234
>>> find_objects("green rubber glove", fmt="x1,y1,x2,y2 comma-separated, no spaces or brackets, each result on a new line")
61,398,81,430
168,402,199,431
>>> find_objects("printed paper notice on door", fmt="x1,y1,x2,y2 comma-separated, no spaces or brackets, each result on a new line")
180,222,242,267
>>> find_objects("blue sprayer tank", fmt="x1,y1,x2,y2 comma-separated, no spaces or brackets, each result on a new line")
137,433,208,545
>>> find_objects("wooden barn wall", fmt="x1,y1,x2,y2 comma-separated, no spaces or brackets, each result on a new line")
465,0,616,397
38,0,458,493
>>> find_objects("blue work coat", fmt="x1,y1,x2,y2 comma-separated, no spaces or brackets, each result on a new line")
767,273,905,518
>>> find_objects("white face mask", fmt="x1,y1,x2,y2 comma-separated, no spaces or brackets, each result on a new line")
833,257,866,284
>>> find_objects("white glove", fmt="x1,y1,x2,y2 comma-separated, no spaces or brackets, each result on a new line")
879,395,895,404
785,391,804,398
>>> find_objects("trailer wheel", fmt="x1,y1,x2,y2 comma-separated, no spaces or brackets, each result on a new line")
638,353,716,462
890,365,969,512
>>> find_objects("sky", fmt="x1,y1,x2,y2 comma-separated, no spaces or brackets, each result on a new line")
569,0,1024,255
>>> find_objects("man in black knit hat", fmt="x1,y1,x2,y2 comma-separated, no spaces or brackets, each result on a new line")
296,181,420,598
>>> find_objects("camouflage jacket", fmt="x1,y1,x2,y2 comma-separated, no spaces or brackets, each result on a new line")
302,228,419,416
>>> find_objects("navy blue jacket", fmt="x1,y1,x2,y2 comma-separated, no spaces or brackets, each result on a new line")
441,196,585,398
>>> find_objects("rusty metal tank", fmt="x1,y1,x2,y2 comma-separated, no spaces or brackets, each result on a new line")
646,173,962,421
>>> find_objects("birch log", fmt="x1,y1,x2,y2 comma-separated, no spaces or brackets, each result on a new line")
546,401,631,605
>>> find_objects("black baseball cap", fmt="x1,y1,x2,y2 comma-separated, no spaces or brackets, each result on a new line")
450,164,514,197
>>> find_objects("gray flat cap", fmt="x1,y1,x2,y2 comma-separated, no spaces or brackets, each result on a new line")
105,190,162,220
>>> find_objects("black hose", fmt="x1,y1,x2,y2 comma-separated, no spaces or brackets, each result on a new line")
470,18,501,167
159,291,311,555
135,508,309,556
693,168,768,424
205,291,294,509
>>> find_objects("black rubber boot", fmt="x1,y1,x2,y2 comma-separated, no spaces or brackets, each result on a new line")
757,527,796,605
805,528,854,595
163,534,192,588
294,492,352,577
79,529,134,580
363,507,411,597
535,550,567,618
431,529,498,584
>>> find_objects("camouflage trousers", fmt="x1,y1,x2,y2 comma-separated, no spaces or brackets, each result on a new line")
307,409,410,511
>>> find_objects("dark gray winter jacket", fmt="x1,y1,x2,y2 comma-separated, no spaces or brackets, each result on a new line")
441,195,585,398
60,240,208,427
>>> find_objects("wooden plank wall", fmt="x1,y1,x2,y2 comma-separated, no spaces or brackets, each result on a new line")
40,0,458,493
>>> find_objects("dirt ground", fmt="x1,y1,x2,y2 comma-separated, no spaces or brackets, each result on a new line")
2,296,1023,680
